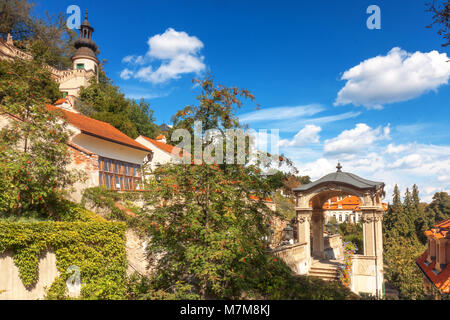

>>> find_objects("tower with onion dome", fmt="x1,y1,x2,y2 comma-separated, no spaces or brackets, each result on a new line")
72,10,99,78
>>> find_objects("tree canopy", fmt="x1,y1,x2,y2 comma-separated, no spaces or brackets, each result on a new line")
78,71,160,139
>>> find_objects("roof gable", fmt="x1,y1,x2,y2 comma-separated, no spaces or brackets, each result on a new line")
47,105,152,153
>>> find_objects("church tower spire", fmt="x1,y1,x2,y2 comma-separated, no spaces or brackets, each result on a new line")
72,10,99,77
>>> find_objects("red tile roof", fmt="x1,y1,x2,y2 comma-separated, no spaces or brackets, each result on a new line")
140,135,190,158
249,194,273,203
416,251,450,294
155,134,166,140
320,195,388,211
47,105,152,153
424,218,450,240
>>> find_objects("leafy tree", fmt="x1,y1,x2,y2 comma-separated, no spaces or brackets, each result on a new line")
383,184,428,299
134,77,351,299
78,71,160,139
0,59,80,217
426,192,450,224
273,191,296,220
427,0,450,47
0,0,77,69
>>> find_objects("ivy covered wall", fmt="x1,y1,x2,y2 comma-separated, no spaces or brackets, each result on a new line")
0,208,127,299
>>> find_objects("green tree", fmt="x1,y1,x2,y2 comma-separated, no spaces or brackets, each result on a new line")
383,184,427,299
135,77,352,299
78,71,160,139
426,192,450,224
0,59,80,217
0,0,77,69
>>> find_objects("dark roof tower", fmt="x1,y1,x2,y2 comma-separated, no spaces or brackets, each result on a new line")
72,10,99,62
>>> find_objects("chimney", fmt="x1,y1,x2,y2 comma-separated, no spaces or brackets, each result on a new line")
156,135,167,143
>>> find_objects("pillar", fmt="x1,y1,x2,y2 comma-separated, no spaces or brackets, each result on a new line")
360,207,384,297
311,211,325,259
296,208,312,263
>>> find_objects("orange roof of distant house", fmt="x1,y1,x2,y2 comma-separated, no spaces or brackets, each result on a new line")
424,218,450,240
416,251,450,294
140,135,190,158
249,195,273,203
47,105,152,153
416,218,450,294
155,134,166,140
54,97,68,105
321,195,388,212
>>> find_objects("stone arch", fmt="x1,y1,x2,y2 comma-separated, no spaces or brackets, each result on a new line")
291,163,386,297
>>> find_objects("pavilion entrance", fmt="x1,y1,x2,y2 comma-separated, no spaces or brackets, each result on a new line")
292,163,386,297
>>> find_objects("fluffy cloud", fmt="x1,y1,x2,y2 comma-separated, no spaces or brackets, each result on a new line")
279,125,321,147
323,123,390,156
335,47,450,109
120,28,205,84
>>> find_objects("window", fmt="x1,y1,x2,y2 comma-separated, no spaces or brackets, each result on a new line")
62,91,68,98
339,215,342,222
98,157,142,191
76,63,85,70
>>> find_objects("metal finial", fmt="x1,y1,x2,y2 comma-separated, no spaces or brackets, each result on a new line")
336,162,342,172
85,10,88,20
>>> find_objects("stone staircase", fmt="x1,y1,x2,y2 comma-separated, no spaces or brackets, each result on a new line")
307,259,340,281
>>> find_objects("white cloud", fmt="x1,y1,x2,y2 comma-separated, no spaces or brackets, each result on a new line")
279,125,321,147
120,68,133,80
385,143,412,154
239,105,324,123
323,123,390,156
335,47,450,109
120,28,206,84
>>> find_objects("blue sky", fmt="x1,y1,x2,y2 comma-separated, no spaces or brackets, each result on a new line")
34,0,450,202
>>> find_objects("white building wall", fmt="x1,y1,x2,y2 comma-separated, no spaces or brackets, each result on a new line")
72,57,97,73
135,136,175,170
72,134,150,165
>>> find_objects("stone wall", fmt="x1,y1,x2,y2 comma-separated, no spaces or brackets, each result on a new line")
272,242,309,275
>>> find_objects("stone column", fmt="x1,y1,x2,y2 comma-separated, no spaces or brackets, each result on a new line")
311,210,324,259
296,208,312,262
360,207,384,297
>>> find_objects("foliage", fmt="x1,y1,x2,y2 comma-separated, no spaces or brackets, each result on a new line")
383,184,428,299
78,71,160,139
0,0,77,68
0,212,127,299
383,236,425,300
426,192,450,225
427,0,450,47
337,242,357,288
0,59,81,218
132,77,349,299
273,191,296,220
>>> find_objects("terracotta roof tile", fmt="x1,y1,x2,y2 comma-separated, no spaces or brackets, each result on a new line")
140,135,190,158
47,105,152,153
321,195,387,212
416,251,450,294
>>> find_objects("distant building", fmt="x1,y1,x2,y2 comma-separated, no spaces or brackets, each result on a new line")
416,218,450,298
0,12,154,202
0,10,99,97
322,195,387,224
135,135,190,171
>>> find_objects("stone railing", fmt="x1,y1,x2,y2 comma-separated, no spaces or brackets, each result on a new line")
272,242,309,275
54,68,96,84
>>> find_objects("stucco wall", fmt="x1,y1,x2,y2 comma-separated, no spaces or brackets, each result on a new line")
72,57,97,73
0,251,59,300
135,136,174,170
73,134,149,165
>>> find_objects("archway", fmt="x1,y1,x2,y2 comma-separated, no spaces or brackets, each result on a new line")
292,162,386,297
